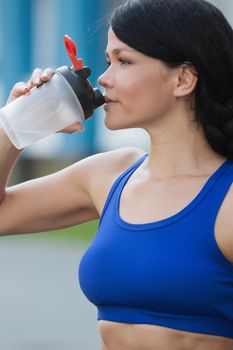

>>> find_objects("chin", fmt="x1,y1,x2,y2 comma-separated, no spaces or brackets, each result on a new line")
104,122,123,131
104,117,132,131
104,114,120,130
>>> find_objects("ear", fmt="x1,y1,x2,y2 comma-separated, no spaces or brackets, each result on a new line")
174,63,198,98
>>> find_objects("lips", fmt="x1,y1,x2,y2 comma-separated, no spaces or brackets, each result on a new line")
104,96,118,103
103,96,118,112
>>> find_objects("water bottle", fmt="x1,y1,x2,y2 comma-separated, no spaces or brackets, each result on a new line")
0,66,104,149
0,35,105,149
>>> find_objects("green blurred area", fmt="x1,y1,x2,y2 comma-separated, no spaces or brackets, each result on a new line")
9,220,99,244
46,220,99,242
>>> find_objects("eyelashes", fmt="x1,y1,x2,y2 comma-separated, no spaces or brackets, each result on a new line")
118,58,131,65
105,58,132,66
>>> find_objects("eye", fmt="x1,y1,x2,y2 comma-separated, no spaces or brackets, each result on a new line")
105,57,131,66
118,58,131,66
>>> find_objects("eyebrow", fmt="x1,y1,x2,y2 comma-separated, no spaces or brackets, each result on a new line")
105,47,135,58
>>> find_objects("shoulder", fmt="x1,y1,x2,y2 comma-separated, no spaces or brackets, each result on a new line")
85,146,146,190
79,147,146,215
87,146,146,174
63,146,146,190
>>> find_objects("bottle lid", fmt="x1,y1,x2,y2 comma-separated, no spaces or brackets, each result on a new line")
57,66,105,120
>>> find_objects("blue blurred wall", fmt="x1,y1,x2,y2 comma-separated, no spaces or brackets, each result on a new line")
0,0,112,156
1,0,233,159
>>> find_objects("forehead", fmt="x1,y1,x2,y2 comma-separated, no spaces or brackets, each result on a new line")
105,27,172,78
106,28,136,54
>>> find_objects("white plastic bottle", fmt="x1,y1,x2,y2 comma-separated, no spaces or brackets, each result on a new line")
0,66,104,149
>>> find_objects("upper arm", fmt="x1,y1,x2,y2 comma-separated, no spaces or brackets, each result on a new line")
0,146,145,235
0,157,99,235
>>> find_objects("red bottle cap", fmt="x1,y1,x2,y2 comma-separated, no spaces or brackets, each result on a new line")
64,34,84,70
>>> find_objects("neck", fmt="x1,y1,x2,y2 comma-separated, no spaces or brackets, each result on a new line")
145,113,225,179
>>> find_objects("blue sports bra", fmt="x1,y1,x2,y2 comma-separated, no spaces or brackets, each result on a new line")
79,154,233,338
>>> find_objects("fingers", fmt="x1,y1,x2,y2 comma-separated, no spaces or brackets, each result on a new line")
7,67,55,104
27,67,55,89
69,123,85,132
58,123,85,134
7,82,30,103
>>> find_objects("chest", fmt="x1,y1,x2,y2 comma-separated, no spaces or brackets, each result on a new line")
80,207,233,317
118,175,233,264
79,164,233,338
119,176,208,223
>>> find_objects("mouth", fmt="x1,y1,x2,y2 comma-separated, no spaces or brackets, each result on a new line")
103,96,119,112
104,95,118,104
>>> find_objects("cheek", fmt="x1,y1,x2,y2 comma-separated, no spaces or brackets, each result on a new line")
120,77,172,117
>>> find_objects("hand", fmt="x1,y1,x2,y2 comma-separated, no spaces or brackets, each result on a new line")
7,68,55,104
6,67,84,133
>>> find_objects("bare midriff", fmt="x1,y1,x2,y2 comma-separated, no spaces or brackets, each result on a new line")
99,321,233,350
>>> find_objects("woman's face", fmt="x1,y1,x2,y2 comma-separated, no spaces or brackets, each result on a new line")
98,28,179,131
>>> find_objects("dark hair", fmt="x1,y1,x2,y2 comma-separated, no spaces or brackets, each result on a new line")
111,0,233,159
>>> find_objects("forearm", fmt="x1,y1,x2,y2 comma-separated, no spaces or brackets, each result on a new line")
0,127,21,203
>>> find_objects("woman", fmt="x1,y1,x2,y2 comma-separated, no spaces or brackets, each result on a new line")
1,0,233,349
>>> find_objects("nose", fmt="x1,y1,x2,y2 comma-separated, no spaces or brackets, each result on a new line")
98,67,114,89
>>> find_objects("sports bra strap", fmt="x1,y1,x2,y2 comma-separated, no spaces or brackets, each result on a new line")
204,162,233,223
98,153,148,226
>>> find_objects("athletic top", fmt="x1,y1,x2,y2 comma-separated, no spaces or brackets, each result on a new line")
79,154,233,338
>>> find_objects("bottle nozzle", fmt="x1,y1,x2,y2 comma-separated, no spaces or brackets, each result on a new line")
93,88,105,109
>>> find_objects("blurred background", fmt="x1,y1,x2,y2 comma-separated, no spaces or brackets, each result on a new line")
0,0,149,184
0,0,233,349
